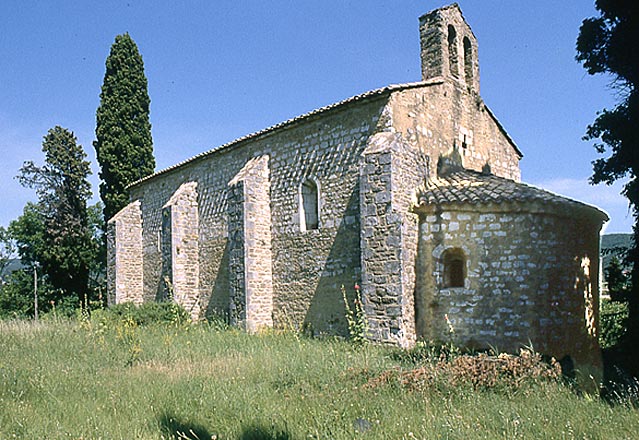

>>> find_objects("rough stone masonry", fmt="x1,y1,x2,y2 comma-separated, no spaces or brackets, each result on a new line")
108,4,608,381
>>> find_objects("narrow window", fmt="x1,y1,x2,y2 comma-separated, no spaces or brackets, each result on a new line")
443,248,466,288
300,179,319,231
447,25,459,78
463,36,473,86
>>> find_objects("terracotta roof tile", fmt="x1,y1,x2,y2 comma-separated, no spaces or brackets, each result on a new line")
416,169,608,221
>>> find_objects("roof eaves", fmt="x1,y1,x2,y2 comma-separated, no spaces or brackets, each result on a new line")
516,180,610,222
482,104,523,159
415,171,609,222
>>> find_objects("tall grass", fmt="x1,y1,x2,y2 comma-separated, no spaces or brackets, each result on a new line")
0,319,638,439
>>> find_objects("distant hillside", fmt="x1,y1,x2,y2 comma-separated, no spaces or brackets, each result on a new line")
602,233,633,269
0,258,25,278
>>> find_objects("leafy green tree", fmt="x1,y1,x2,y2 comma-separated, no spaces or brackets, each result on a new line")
577,1,639,339
605,255,630,302
94,33,155,224
0,269,57,319
1,202,104,317
17,126,96,306
8,203,46,268
0,226,15,280
0,269,37,319
86,202,106,304
2,204,55,318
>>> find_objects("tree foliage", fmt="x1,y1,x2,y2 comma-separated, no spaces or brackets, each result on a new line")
86,203,106,293
17,126,97,305
0,226,15,279
577,1,639,340
7,203,45,268
605,255,630,302
94,33,154,224
0,268,57,319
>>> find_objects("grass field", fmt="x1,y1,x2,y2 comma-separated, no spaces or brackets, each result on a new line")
1,319,638,439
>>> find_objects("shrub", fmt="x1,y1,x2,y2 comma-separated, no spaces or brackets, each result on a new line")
367,348,561,393
390,340,460,366
600,298,628,349
91,301,189,327
0,269,62,319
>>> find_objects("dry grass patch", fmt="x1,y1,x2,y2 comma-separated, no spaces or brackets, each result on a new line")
131,352,252,380
367,349,562,392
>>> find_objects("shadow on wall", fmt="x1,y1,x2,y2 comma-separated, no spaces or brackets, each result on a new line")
156,208,173,301
158,413,292,440
206,239,231,321
303,185,360,336
196,181,360,332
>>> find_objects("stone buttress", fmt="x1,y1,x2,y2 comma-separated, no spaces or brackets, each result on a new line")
228,156,274,331
161,182,200,319
359,132,429,346
107,200,143,305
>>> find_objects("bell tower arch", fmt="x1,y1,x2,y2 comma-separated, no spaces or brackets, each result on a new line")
419,3,480,93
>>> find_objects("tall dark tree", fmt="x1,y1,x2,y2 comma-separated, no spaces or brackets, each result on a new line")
577,1,639,341
94,33,155,224
17,127,96,305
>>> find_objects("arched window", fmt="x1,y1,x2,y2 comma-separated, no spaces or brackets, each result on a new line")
447,25,459,78
443,248,466,288
463,36,473,86
300,179,319,231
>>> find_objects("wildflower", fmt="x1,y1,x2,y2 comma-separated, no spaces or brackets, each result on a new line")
444,314,455,334
354,283,360,291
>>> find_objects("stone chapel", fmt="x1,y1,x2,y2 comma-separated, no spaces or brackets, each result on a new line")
108,4,608,375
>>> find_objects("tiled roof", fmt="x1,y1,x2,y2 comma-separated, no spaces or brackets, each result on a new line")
416,169,608,220
128,78,520,189
128,81,439,189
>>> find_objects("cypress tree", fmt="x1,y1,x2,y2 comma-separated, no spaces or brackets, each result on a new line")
94,33,155,223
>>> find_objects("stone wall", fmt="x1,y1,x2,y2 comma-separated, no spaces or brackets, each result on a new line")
388,83,521,182
419,4,480,93
126,96,388,330
227,178,246,325
267,101,386,335
114,82,524,337
415,203,603,374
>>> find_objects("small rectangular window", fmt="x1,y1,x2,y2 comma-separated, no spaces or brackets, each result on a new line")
301,179,319,231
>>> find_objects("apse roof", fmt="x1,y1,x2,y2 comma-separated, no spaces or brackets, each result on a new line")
415,168,608,222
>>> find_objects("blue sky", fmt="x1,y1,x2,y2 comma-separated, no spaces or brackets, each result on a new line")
0,1,630,232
